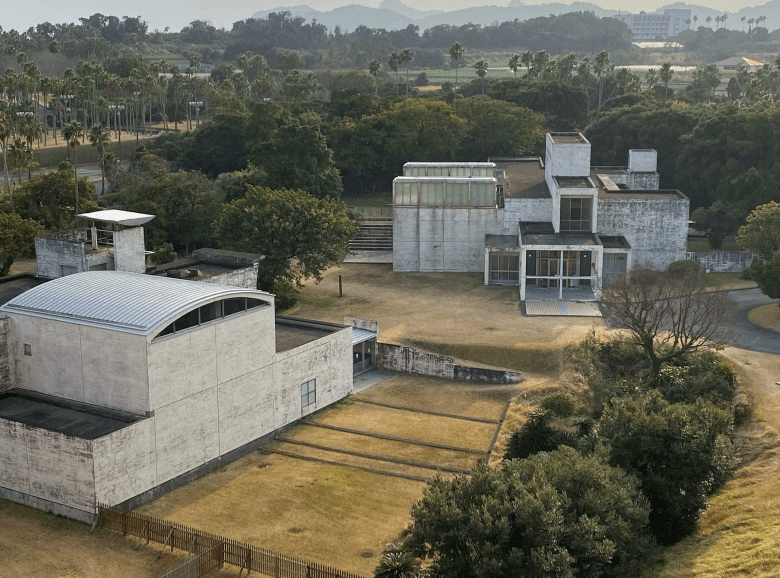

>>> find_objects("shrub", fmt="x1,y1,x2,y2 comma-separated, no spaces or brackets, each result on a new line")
504,408,561,460
599,390,738,544
539,392,576,417
667,259,701,277
655,350,737,407
404,448,653,578
150,243,177,265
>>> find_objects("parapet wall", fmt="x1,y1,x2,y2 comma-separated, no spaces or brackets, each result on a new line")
0,318,10,391
377,342,522,384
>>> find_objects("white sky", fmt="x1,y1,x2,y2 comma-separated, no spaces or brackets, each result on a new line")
2,0,760,33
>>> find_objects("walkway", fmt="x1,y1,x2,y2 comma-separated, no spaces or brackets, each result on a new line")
525,301,602,317
727,289,780,355
342,251,393,264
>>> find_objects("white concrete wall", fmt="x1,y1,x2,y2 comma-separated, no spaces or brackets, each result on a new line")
503,198,552,225
147,305,275,411
0,317,12,391
35,237,85,279
598,197,689,269
0,419,96,513
113,227,146,274
203,264,259,289
93,418,156,506
628,150,657,173
8,315,149,415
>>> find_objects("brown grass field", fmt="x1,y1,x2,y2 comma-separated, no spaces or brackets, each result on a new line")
747,303,780,333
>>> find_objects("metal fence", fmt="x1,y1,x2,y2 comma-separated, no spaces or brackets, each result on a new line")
348,206,393,221
98,505,367,578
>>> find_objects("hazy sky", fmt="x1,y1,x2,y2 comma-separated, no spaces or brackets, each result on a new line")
2,0,760,33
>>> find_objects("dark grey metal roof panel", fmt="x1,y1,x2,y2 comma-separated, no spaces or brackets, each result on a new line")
0,271,272,336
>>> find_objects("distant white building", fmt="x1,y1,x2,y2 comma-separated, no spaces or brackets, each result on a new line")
715,56,765,72
614,9,691,40
392,132,690,302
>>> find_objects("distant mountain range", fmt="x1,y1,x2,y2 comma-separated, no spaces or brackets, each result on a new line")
253,0,780,33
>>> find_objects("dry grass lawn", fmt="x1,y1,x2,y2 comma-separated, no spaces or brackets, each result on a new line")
0,498,242,578
747,303,780,333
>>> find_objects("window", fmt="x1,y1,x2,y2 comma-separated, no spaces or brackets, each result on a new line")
224,297,246,316
488,252,520,284
153,297,269,339
560,197,593,231
23,343,32,356
301,379,316,409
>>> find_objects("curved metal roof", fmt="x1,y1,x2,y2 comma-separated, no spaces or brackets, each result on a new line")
0,271,272,336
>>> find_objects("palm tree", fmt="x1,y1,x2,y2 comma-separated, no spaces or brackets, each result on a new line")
706,16,712,29
89,125,110,195
449,42,465,88
62,121,84,214
521,50,533,79
388,52,400,95
645,68,658,90
742,16,747,31
693,14,698,28
474,58,489,94
594,50,611,108
659,62,674,98
748,17,755,33
508,53,520,78
374,550,420,578
721,14,728,29
8,138,30,185
0,112,12,205
368,59,381,95
399,48,414,97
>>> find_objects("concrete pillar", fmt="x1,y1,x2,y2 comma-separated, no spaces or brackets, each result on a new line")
520,250,527,301
559,249,564,301
595,249,604,300
484,248,490,285
91,226,98,250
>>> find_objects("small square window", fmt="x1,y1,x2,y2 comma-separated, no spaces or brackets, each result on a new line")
23,344,32,356
301,379,316,409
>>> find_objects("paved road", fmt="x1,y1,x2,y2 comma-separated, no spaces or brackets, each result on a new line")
727,289,780,355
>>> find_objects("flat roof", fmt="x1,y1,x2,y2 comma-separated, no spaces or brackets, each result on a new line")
0,271,272,336
555,176,595,189
493,158,550,199
77,210,155,226
0,391,139,439
549,132,589,145
519,222,599,247
598,189,688,201
486,234,519,248
275,316,347,353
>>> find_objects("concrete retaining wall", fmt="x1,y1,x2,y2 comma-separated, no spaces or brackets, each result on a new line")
202,263,258,289
0,318,10,391
377,342,521,384
686,251,756,273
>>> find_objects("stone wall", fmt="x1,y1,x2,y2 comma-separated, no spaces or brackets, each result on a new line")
203,263,258,289
686,251,756,273
377,342,522,384
0,317,10,391
35,235,86,279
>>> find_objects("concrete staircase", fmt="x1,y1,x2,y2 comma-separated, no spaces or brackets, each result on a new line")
348,222,393,252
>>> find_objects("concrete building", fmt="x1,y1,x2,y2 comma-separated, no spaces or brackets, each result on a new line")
393,132,690,301
715,56,764,72
613,9,691,40
0,271,353,521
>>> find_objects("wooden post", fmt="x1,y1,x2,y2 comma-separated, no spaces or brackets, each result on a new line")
338,275,343,297
122,511,127,536
157,528,174,559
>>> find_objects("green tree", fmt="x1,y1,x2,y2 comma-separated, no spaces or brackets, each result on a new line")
404,448,652,578
691,201,744,249
0,211,45,276
658,62,673,98
737,201,780,300
373,550,421,578
8,138,32,185
119,169,223,252
368,59,381,95
12,166,98,230
0,112,12,205
594,50,611,109
473,58,488,94
62,121,84,214
388,52,400,95
449,42,465,87
599,391,738,544
281,69,319,101
213,186,357,301
453,96,544,160
508,53,520,79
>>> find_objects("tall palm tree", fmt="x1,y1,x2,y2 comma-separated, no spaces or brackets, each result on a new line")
368,59,381,94
741,16,747,31
645,68,659,90
594,50,611,108
521,50,533,79
8,138,30,185
508,53,521,78
449,42,465,88
89,124,110,195
693,14,698,28
659,62,674,98
388,52,400,95
706,16,712,29
0,112,12,205
722,14,729,29
62,121,84,214
399,48,414,97
474,58,489,94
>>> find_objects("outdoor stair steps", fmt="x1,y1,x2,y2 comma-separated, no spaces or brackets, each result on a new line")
349,221,393,251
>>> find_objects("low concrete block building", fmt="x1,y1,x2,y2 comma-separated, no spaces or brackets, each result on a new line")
0,271,352,521
393,132,690,301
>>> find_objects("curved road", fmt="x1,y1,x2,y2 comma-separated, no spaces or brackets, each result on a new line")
727,289,780,355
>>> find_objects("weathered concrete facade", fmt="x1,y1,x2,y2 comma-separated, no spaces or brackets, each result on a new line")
0,317,11,392
0,272,353,521
393,132,690,300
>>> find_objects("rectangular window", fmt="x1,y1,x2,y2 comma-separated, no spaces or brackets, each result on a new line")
301,379,316,409
23,343,32,356
488,251,520,284
224,298,246,316
560,197,593,231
